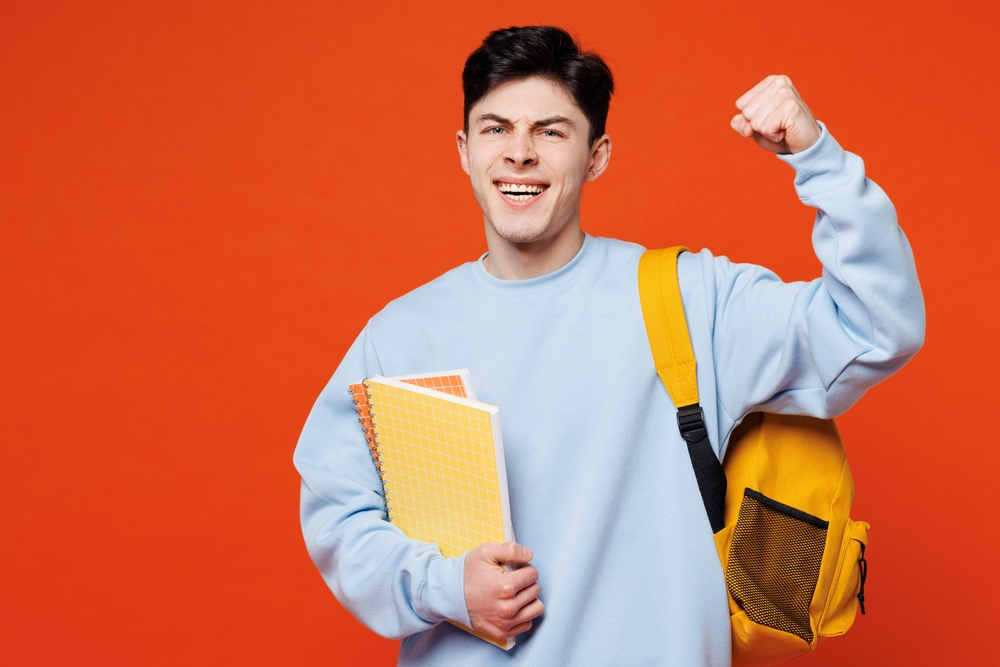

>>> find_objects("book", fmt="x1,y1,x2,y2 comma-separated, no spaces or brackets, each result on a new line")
349,371,478,484
348,370,515,649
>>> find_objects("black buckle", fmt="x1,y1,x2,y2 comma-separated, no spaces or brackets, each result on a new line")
676,404,708,443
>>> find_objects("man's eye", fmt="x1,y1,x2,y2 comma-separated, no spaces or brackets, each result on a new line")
487,127,505,134
541,130,561,138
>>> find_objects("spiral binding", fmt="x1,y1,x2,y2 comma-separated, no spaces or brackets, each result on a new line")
349,380,393,521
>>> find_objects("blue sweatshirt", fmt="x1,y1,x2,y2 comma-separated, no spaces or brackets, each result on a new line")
293,126,924,666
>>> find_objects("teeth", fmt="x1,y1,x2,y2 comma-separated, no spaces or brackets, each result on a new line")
497,182,545,196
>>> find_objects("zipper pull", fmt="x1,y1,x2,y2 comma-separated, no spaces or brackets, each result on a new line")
857,543,868,615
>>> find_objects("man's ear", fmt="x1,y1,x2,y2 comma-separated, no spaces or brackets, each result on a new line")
586,134,612,181
457,131,470,175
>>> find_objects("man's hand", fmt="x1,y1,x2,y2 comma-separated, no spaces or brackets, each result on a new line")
464,541,543,641
731,75,821,155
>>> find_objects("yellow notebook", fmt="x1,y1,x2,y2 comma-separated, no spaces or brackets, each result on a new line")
348,371,515,649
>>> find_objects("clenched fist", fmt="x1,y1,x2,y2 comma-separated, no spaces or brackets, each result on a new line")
731,75,821,155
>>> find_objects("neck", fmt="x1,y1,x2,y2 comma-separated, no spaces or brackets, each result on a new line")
482,220,585,280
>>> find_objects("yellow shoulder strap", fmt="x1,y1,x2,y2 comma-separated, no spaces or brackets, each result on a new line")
638,247,699,408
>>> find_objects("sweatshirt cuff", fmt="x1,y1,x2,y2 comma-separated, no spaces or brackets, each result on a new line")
777,121,859,202
418,553,472,627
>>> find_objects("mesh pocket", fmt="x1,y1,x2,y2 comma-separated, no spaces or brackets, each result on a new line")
726,489,828,644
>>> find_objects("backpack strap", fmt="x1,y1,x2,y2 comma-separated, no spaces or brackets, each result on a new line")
638,247,727,534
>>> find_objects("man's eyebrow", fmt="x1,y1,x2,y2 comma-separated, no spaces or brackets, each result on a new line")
532,116,574,128
475,114,575,128
477,113,510,125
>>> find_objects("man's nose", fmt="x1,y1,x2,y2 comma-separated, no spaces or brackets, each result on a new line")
504,131,537,166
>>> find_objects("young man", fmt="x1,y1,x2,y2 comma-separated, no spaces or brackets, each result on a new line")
295,26,924,666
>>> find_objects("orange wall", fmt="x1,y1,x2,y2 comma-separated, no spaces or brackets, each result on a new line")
2,1,997,664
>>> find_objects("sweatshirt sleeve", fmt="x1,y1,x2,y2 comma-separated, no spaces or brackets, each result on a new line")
292,326,471,639
687,123,925,443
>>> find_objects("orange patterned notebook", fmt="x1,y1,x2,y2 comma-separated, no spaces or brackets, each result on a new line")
348,370,515,650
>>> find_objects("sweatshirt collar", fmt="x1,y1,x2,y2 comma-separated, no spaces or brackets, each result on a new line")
471,233,595,294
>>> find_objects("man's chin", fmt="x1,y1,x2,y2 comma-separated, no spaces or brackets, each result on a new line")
495,228,549,245
486,213,557,246
485,206,582,248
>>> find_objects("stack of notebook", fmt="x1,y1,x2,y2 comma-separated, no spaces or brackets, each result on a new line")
348,370,515,649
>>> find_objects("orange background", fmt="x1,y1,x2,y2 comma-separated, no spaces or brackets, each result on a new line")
2,1,998,665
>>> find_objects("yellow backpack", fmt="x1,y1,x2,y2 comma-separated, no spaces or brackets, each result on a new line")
638,247,869,667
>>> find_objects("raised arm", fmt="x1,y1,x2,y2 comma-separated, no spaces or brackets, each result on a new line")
687,75,925,444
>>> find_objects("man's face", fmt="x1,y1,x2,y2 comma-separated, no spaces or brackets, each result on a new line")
458,77,610,249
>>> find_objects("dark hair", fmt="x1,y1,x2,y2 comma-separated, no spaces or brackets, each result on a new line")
462,26,615,146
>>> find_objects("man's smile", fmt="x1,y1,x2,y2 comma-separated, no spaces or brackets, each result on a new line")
495,181,549,202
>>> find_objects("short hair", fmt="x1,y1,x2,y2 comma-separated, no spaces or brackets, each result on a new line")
462,26,615,146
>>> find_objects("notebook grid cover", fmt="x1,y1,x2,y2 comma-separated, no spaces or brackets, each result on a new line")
364,378,507,559
348,373,513,649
